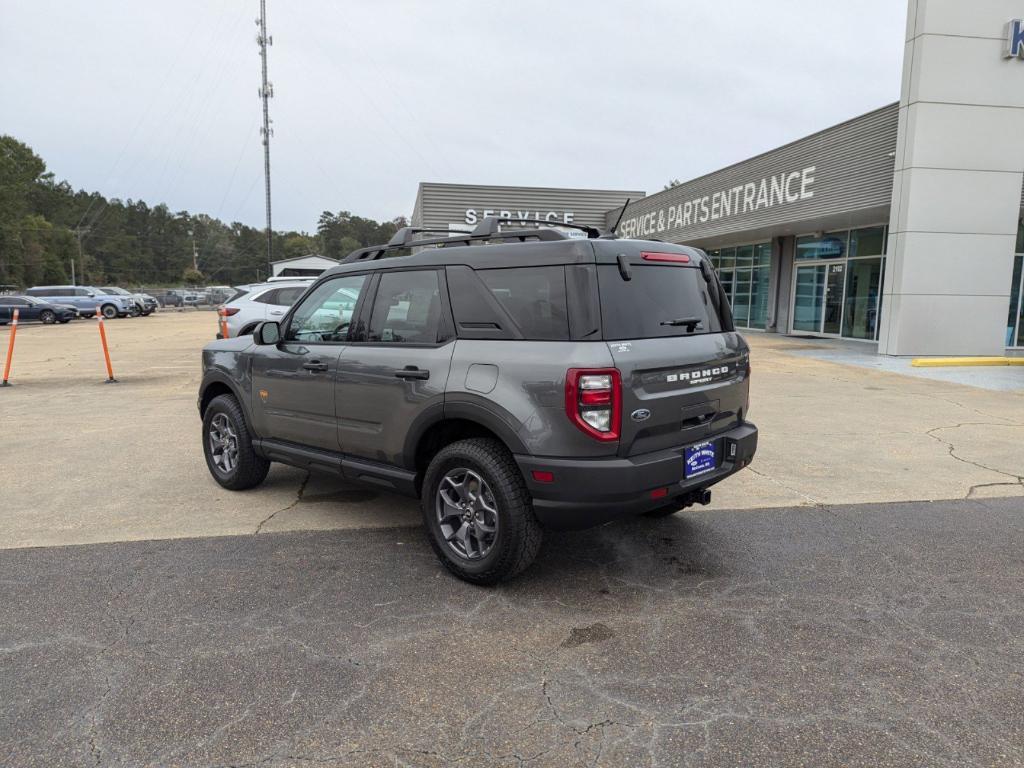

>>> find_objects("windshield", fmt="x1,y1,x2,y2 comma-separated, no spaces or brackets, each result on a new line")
102,287,128,294
597,265,724,340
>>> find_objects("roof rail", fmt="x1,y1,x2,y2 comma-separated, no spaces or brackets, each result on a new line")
341,219,574,263
472,215,604,240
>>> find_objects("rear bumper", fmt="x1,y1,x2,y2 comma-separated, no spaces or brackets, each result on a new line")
515,422,758,531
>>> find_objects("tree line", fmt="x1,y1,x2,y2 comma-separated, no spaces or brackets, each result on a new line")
0,135,406,288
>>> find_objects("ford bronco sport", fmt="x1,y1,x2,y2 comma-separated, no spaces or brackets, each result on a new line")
198,217,757,584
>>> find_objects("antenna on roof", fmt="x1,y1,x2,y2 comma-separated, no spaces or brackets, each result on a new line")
610,198,631,236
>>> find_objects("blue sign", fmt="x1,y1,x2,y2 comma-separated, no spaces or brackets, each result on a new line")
684,441,717,479
1007,19,1024,58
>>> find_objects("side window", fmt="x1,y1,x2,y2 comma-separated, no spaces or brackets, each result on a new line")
274,286,306,306
284,275,367,343
75,288,90,297
367,270,442,344
477,266,569,340
252,289,279,305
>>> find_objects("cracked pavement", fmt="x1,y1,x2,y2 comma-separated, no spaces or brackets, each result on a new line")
1,313,1022,550
4,497,1024,767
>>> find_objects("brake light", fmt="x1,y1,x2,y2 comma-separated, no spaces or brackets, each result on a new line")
565,368,621,441
221,307,241,316
641,251,690,263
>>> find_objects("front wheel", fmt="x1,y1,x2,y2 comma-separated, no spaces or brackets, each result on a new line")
40,310,56,324
421,438,542,585
202,394,270,490
101,304,118,319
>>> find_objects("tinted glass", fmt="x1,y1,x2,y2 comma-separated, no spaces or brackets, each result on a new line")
796,232,847,260
849,227,885,257
252,289,279,305
843,258,883,340
285,274,367,343
755,242,772,266
275,286,306,306
368,270,442,344
735,245,754,268
226,288,249,303
477,266,569,341
1009,255,1023,346
597,265,723,340
718,247,735,270
1017,219,1024,254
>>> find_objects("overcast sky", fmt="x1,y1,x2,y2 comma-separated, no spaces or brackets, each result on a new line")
2,0,907,233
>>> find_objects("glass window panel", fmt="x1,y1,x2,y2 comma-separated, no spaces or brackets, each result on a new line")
1009,254,1023,347
755,242,772,266
479,266,569,341
719,269,734,305
749,267,770,329
1016,219,1023,254
719,247,735,270
796,232,847,260
286,274,368,343
706,249,720,269
793,266,825,331
732,269,752,327
368,270,443,344
735,245,754,267
849,227,885,258
841,258,883,340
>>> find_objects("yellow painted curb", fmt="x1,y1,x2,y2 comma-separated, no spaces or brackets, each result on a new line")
911,357,1024,368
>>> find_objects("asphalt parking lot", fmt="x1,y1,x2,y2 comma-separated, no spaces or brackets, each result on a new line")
2,312,1024,766
5,497,1024,768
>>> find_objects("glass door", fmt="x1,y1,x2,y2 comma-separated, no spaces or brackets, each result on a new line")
792,265,826,332
793,263,846,336
823,263,845,335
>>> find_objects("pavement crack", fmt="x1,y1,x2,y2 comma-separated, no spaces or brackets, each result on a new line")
255,472,311,534
925,422,1024,499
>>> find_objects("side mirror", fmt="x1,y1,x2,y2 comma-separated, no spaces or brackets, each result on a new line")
254,321,280,345
86,292,96,298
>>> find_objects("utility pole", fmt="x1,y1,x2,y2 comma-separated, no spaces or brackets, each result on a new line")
256,0,274,279
72,227,88,286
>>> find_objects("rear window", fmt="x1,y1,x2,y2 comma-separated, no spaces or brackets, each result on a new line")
226,288,249,303
597,265,723,340
477,266,569,341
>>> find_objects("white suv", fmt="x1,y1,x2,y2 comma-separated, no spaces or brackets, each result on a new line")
219,280,313,338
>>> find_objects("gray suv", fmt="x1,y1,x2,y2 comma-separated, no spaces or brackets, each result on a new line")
197,218,757,583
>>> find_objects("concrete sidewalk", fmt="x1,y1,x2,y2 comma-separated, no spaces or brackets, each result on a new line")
1,313,1021,549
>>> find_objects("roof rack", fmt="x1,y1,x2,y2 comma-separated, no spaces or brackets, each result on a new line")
341,217,591,263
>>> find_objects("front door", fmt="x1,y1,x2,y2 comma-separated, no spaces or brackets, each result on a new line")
335,268,455,467
250,273,370,451
792,263,845,336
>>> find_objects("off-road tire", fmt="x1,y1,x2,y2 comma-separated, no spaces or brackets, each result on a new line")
202,394,270,490
101,304,118,319
40,310,56,324
421,438,542,585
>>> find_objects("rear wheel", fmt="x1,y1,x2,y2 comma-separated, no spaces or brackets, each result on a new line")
421,438,542,585
40,310,56,324
101,304,118,319
202,394,270,490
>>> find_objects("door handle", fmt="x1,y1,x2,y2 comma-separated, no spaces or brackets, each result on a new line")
269,310,284,316
303,360,329,372
395,366,429,380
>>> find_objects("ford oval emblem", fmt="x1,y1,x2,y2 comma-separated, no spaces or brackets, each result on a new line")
631,408,651,423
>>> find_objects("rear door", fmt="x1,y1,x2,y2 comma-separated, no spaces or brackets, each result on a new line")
250,274,371,450
335,268,455,467
595,245,750,459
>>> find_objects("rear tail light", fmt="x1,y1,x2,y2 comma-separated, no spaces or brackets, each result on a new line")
222,307,241,316
565,368,621,441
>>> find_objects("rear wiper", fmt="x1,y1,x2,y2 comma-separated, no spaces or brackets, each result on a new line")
660,317,703,331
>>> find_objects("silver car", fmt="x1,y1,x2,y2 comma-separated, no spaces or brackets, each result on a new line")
219,280,314,338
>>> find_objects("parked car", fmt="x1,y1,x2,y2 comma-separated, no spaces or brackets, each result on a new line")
24,286,134,318
217,280,314,338
197,217,757,583
0,295,77,324
101,287,154,316
139,294,160,313
157,290,183,308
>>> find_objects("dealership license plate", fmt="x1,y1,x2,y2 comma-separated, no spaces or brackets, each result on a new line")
684,441,717,479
